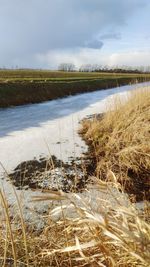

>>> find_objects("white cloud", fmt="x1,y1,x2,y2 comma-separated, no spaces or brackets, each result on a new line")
108,51,150,66
36,48,105,69
36,49,150,69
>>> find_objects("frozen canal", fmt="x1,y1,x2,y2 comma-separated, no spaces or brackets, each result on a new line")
0,81,150,175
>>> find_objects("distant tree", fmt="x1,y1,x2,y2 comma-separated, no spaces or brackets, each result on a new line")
79,64,149,74
79,64,93,72
58,63,75,72
79,64,109,72
143,65,150,73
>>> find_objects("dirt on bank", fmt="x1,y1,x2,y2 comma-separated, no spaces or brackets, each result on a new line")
7,155,88,192
0,76,149,108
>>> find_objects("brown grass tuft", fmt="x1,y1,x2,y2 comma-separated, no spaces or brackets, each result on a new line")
0,181,150,266
82,88,150,201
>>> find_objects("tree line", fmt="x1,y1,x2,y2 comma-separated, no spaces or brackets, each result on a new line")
58,63,150,73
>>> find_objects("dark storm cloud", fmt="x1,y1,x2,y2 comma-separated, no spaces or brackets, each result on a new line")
0,0,147,67
85,40,104,49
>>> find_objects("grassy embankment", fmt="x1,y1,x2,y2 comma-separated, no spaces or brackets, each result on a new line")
0,69,150,107
81,87,150,201
0,88,149,266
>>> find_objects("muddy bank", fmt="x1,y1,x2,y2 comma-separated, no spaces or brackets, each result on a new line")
0,76,149,108
7,155,88,192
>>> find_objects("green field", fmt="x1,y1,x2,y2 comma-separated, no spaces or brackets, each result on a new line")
1,69,150,80
0,69,150,108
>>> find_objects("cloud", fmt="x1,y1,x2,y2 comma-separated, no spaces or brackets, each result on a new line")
0,0,148,67
99,32,121,40
36,48,102,69
84,40,103,49
36,48,150,70
108,50,150,66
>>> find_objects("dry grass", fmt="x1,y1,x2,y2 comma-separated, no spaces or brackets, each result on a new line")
0,178,150,266
81,88,150,201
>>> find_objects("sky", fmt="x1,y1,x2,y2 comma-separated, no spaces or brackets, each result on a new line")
0,0,150,69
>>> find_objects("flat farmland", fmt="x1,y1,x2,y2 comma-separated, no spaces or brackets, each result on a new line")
0,69,150,107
